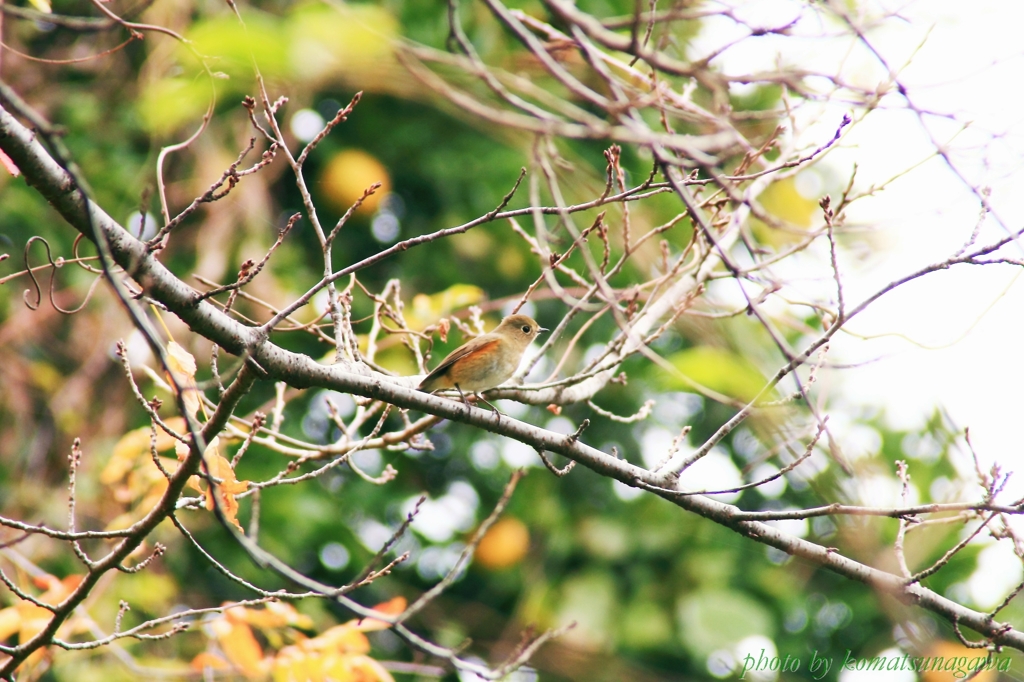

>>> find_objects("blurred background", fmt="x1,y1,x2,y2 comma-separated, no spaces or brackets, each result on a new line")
1,0,1022,680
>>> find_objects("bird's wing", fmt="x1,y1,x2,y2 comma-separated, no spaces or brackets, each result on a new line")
419,336,499,389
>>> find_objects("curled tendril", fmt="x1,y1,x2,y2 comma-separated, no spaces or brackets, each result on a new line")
22,236,103,314
21,236,47,310
54,272,104,315
72,234,103,274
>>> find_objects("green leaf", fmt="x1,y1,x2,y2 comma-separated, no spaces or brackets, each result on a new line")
185,13,289,80
618,599,674,651
136,78,212,135
285,3,397,83
556,570,618,648
676,589,775,657
662,346,767,402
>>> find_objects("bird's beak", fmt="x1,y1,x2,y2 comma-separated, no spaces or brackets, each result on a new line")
538,327,549,333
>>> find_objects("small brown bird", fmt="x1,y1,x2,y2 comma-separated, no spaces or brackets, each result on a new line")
418,314,546,408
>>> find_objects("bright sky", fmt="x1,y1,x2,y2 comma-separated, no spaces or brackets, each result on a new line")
696,0,1024,612
823,1,1024,609
812,0,1024,488
697,0,1024,474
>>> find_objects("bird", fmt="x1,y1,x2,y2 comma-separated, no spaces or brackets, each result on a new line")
418,314,546,411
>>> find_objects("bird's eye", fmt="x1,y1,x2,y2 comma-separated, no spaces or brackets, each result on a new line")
521,325,531,333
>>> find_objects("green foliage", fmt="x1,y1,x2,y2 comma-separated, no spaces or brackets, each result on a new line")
662,346,769,402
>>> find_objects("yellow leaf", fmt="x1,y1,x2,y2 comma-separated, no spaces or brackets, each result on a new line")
757,176,816,227
166,341,202,419
2,577,71,674
308,624,370,655
749,176,820,247
0,607,20,640
271,633,393,682
410,284,485,328
105,465,174,531
101,418,185,485
273,646,318,682
323,653,395,682
27,0,51,13
18,602,53,647
346,654,396,682
166,341,196,379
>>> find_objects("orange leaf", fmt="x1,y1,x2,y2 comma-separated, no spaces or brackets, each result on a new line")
31,574,57,591
201,438,250,530
10,573,85,649
372,596,406,617
0,575,84,677
191,652,231,672
475,517,529,570
55,575,84,600
351,596,406,632
211,614,264,679
31,573,83,605
243,602,315,631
